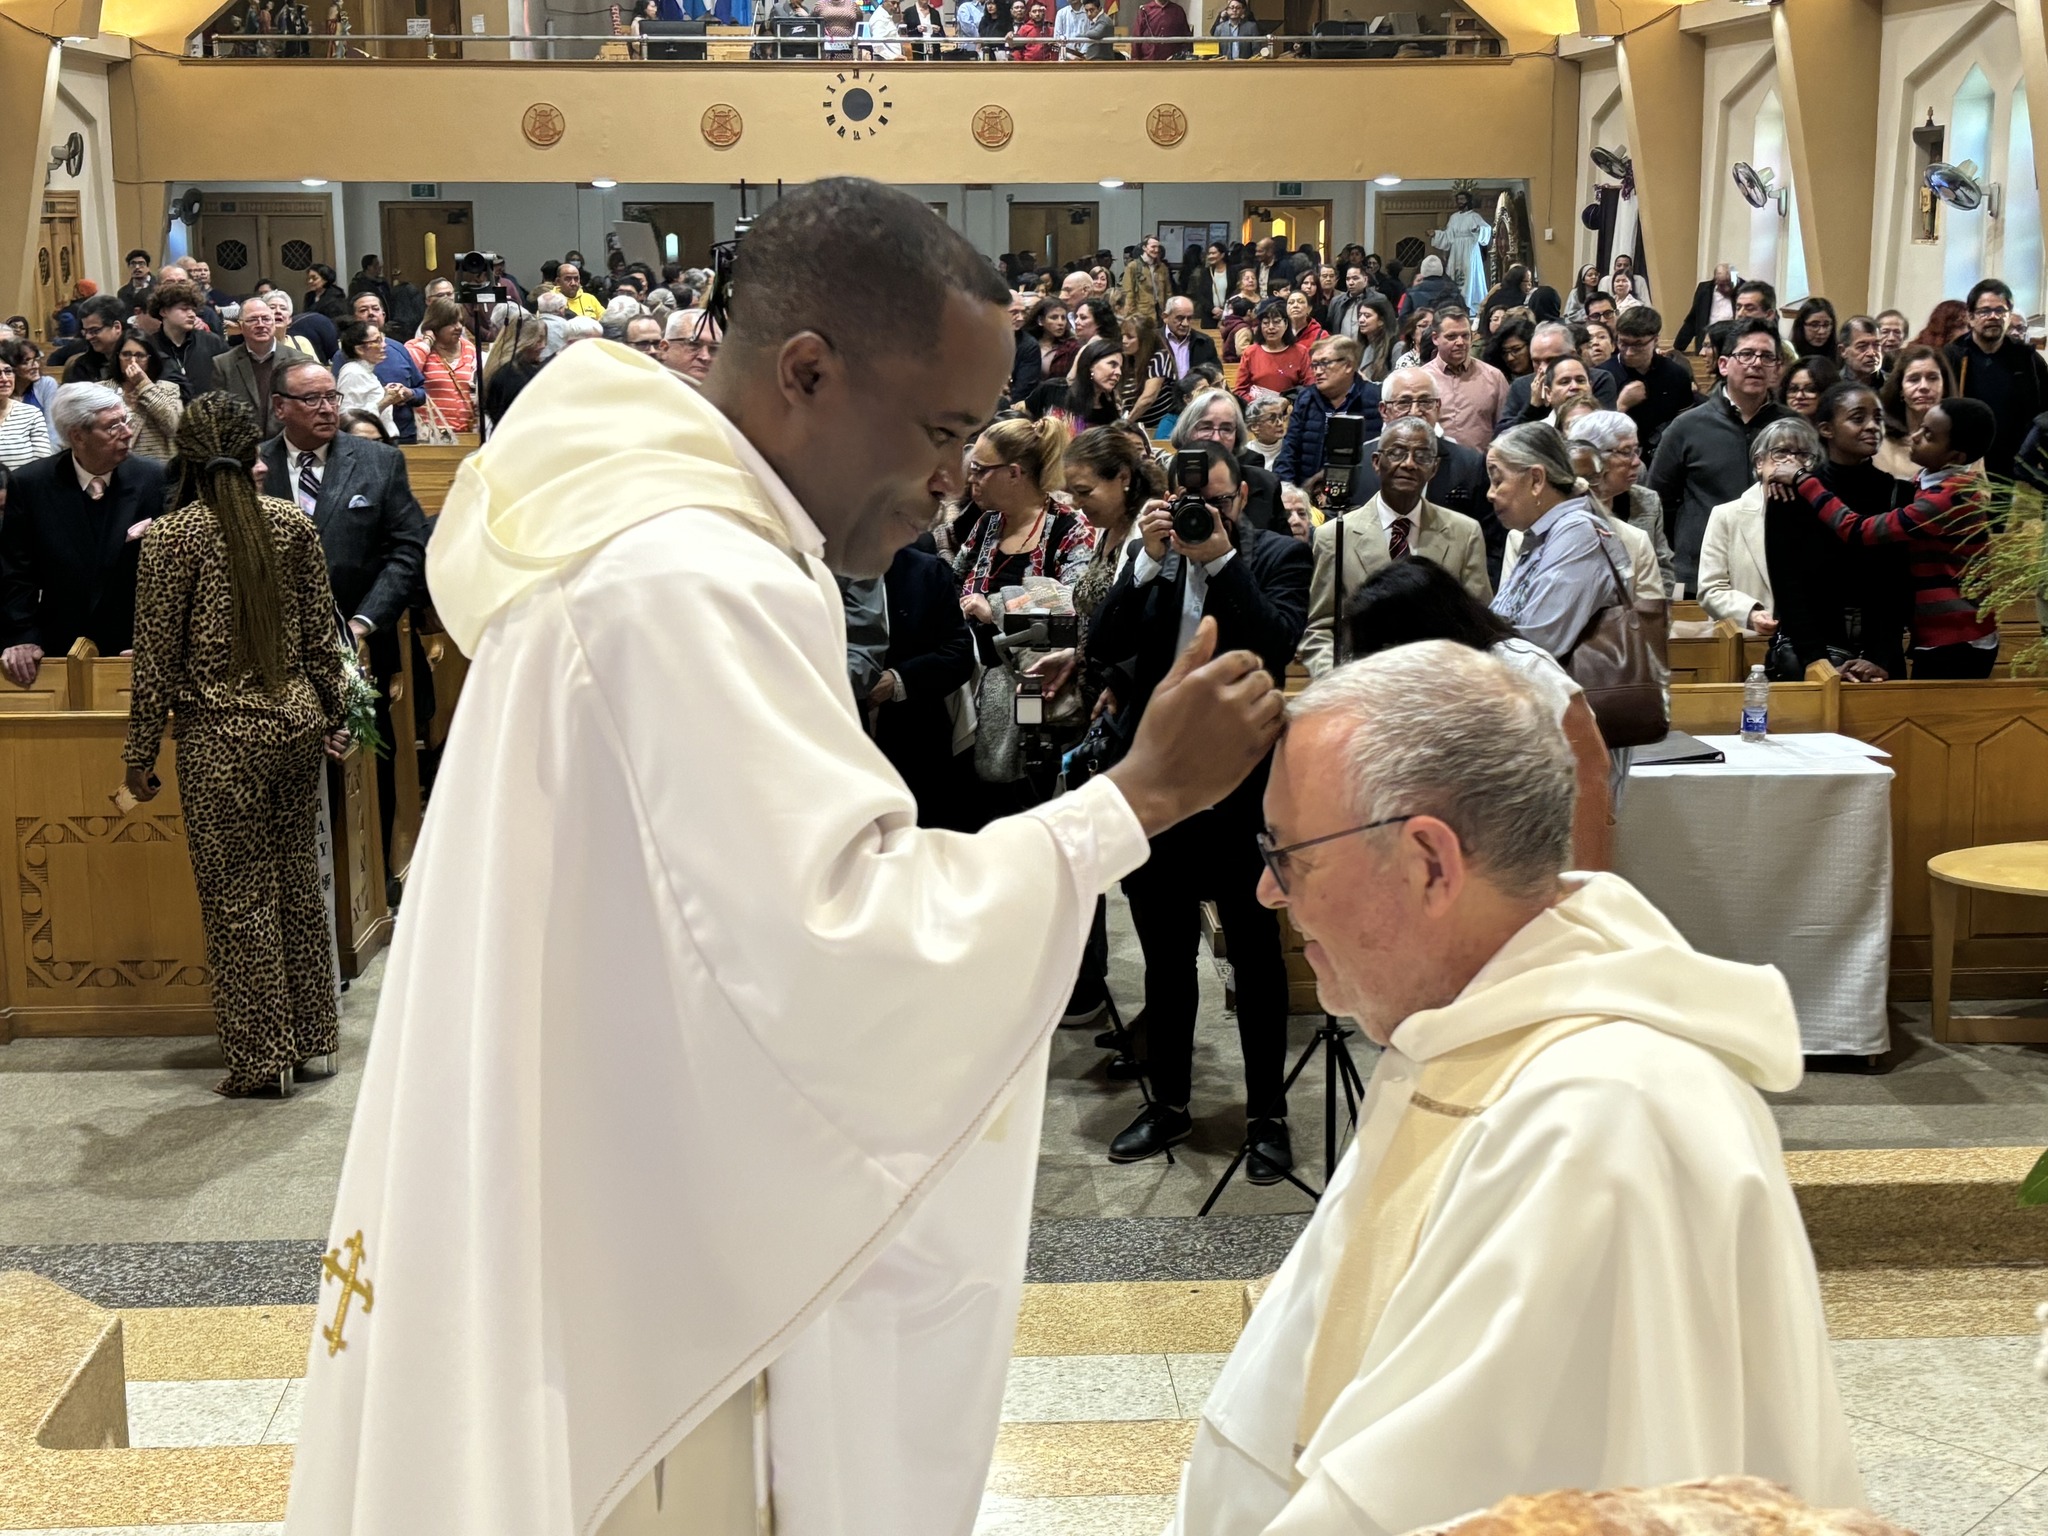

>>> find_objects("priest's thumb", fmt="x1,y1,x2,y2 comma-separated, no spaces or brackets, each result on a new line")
1161,617,1219,692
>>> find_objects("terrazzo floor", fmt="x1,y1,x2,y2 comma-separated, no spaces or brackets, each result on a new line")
3,897,2048,1531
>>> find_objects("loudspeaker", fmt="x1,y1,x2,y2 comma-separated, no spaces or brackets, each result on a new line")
643,18,708,59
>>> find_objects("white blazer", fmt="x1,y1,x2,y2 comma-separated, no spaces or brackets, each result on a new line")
1698,482,1772,627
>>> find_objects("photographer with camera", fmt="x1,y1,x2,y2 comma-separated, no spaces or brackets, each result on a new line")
1087,442,1311,1177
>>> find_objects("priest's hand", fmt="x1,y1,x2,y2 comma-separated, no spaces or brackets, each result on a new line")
1106,616,1284,837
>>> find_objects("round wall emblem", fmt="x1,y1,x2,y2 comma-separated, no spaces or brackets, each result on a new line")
823,70,893,142
971,105,1014,149
1146,103,1188,148
522,102,566,148
702,104,744,148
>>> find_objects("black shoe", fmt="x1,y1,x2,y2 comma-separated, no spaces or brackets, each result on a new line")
1245,1118,1293,1185
1060,979,1109,1029
1094,1029,1122,1050
1099,1009,1146,1051
1105,1052,1148,1081
1108,1103,1192,1163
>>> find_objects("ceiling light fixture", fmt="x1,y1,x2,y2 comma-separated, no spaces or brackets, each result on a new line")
590,178,618,189
1373,174,1403,187
300,178,328,188
1098,178,1125,190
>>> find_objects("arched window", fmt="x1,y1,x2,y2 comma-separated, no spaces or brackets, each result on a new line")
1944,65,1995,299
2007,85,2042,319
1750,90,1785,293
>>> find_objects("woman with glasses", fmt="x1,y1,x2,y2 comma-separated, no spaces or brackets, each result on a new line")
0,338,58,430
1776,355,1839,421
1342,556,1613,869
1233,298,1312,405
113,332,184,464
1792,296,1839,360
0,350,52,469
1564,409,1676,595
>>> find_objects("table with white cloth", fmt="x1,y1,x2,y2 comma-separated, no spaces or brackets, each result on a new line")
1613,733,1894,1057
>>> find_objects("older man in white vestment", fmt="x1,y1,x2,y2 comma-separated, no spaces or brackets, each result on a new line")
282,179,1287,1536
1171,642,1865,1536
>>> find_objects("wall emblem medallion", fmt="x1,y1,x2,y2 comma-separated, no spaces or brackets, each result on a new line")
522,102,566,148
971,105,1014,149
1146,103,1188,147
702,104,744,148
823,70,893,141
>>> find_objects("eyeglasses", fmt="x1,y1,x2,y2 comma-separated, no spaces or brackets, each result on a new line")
628,337,661,354
1257,815,1416,894
1382,395,1436,413
1729,349,1779,367
276,389,343,407
1974,305,2011,319
1375,445,1437,466
964,460,1014,482
1308,357,1348,372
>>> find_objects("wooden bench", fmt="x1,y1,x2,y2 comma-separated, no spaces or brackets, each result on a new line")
400,442,470,518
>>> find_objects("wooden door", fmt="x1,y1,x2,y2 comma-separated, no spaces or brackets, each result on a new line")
620,202,716,272
265,216,333,289
35,192,84,343
1008,202,1098,272
195,214,263,291
1242,200,1332,258
195,195,333,293
381,201,476,289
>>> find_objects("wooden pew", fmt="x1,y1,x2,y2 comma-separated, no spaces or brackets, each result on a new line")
1666,619,1743,686
400,442,470,518
384,615,425,888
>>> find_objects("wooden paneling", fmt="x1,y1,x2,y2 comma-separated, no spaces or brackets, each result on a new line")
328,738,390,981
1666,620,1743,686
385,614,423,886
0,662,71,713
400,442,468,516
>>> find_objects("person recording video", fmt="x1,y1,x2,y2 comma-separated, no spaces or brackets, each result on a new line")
1086,442,1311,1179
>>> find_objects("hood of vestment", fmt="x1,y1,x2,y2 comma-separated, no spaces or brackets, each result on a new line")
1388,871,1804,1093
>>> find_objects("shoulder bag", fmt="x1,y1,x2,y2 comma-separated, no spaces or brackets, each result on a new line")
1561,523,1670,748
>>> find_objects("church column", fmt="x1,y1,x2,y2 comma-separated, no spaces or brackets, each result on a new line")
1615,5,1704,322
2016,0,2048,234
0,16,62,326
1771,0,1881,310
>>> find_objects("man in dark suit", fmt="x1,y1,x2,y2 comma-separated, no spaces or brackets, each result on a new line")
1087,442,1310,1182
1672,263,1738,355
0,383,167,687
868,541,975,830
1345,364,1503,583
1493,320,1618,435
261,359,430,647
1159,297,1220,388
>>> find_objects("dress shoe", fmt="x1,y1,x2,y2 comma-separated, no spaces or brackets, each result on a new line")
1059,979,1109,1029
1108,1103,1192,1163
1245,1118,1293,1185
1105,1052,1148,1081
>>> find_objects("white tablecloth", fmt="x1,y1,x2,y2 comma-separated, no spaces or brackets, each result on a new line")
1613,733,1894,1057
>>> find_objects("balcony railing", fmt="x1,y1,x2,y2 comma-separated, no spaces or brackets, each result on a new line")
189,26,1501,63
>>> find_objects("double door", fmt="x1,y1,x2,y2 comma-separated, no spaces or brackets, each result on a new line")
35,192,85,343
193,195,334,294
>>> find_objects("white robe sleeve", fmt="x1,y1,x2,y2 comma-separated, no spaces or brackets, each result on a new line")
1286,1027,1863,1536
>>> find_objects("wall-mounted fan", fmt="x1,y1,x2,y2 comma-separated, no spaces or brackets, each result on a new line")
1733,162,1790,216
1926,159,2000,217
1590,145,1632,182
175,186,205,227
43,131,83,185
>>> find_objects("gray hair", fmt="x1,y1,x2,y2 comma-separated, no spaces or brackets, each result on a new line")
1489,422,1584,495
1752,415,1822,472
603,293,644,323
51,383,125,447
562,316,604,342
264,289,294,317
1564,409,1638,456
536,291,568,316
665,308,720,341
1531,321,1576,354
1170,387,1246,451
1289,641,1576,900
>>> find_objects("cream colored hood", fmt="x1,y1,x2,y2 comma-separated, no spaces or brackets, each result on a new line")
1389,871,1804,1093
426,340,792,655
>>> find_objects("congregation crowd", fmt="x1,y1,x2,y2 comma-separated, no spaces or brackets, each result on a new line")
0,220,2037,1156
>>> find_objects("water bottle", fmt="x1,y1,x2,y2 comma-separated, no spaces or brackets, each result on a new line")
1741,664,1769,742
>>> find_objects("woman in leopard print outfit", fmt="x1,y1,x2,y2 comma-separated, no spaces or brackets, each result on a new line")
123,392,349,1098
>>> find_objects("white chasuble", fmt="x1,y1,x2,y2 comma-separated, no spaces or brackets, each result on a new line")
1170,873,1865,1536
282,342,1150,1536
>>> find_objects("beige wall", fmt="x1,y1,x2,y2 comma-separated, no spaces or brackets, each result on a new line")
110,56,1579,283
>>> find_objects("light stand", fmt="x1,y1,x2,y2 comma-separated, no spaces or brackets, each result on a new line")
1198,1013,1366,1215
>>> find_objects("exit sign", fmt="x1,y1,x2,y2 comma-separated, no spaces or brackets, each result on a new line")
410,184,440,198
1277,182,1303,196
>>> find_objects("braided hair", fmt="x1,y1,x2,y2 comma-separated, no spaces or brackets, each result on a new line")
170,393,288,690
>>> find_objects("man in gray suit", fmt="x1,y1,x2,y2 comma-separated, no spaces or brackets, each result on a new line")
1299,417,1491,677
214,297,315,427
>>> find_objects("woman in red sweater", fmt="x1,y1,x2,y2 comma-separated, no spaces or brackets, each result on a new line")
1232,297,1312,404
1767,395,1999,678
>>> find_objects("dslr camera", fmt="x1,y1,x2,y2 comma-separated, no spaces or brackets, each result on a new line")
1169,448,1219,546
452,250,504,308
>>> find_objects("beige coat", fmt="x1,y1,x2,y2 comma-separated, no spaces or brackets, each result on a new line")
1697,482,1772,627
1300,493,1493,677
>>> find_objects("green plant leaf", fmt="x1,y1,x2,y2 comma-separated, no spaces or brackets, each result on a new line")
2018,1146,2048,1206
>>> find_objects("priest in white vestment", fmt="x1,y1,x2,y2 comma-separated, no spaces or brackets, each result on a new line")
282,179,1288,1536
1172,641,1864,1536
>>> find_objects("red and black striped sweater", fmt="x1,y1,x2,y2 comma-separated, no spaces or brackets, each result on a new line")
1793,471,1995,650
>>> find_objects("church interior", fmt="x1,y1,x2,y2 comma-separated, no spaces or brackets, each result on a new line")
4,0,2048,1532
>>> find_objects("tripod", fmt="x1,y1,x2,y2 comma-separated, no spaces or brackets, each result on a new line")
1199,1014,1367,1215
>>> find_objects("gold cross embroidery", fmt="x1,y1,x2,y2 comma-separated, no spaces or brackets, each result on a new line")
321,1230,375,1357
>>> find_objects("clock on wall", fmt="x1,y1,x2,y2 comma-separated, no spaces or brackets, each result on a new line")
823,71,894,142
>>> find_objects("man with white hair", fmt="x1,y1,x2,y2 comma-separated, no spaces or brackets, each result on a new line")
0,383,167,686
1168,641,1863,1536
659,308,722,383
535,289,570,358
560,317,604,347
